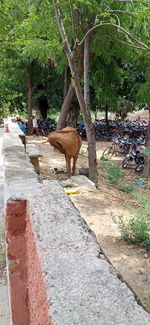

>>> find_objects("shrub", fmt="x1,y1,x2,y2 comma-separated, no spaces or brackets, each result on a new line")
118,215,150,250
102,161,125,184
100,156,109,162
131,194,150,217
121,183,134,193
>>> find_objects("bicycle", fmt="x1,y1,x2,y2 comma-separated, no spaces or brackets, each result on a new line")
102,138,119,159
101,136,131,159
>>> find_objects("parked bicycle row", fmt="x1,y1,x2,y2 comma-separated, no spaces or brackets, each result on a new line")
37,117,147,174
16,116,149,141
37,118,57,136
77,118,149,141
122,142,145,173
102,134,146,173
16,115,147,173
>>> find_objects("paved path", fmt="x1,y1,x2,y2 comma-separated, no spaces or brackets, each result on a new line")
0,127,11,325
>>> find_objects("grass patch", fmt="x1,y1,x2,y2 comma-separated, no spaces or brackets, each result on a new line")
118,214,150,250
130,193,150,217
102,161,125,184
100,156,109,162
117,188,150,250
120,183,134,194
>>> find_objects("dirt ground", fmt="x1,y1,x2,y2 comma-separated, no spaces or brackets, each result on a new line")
27,135,150,313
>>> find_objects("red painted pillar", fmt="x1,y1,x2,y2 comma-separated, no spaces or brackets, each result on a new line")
6,200,30,325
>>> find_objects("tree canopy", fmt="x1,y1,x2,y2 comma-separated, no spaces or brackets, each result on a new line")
0,0,150,118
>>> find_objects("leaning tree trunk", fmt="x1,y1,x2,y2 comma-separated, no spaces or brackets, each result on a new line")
53,0,98,185
57,44,84,130
63,65,69,100
57,84,75,129
84,32,97,184
26,69,33,135
84,35,90,111
142,103,150,178
66,104,80,127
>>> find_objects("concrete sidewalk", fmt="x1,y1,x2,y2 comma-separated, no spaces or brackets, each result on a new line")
0,127,11,325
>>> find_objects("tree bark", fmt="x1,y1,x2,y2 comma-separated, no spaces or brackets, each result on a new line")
95,108,98,121
53,1,98,185
84,35,90,111
63,65,68,100
57,84,75,129
105,104,109,128
74,76,98,185
37,97,48,119
84,32,97,184
142,103,150,178
57,44,84,130
66,104,80,127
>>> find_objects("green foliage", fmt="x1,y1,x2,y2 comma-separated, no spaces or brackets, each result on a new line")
121,183,134,194
136,67,150,105
131,193,150,218
119,65,146,103
48,108,60,123
90,57,147,114
100,156,109,162
0,0,150,118
102,161,125,184
117,191,150,250
141,148,150,158
118,215,150,250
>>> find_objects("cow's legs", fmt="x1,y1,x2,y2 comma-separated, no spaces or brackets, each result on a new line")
66,155,71,176
72,157,77,175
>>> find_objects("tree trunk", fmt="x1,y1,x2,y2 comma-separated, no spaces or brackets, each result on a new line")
84,33,97,184
95,108,98,121
53,1,98,185
74,75,98,185
57,84,75,129
37,97,48,119
105,104,109,128
26,69,33,135
66,104,80,127
142,103,150,178
84,35,90,111
57,45,84,130
63,65,68,100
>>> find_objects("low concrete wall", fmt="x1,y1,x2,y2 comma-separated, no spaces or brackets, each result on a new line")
6,199,52,325
3,119,150,325
6,200,30,325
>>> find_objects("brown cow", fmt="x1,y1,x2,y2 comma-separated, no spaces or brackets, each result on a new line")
47,127,82,176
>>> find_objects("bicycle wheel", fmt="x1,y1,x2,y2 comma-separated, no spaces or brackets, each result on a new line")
135,164,144,172
102,146,114,159
117,144,125,155
122,157,129,168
